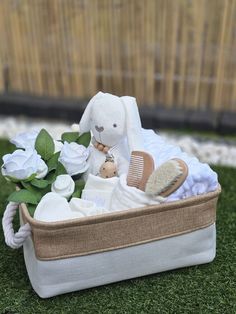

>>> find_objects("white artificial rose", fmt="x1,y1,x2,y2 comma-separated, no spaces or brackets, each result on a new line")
36,159,49,179
71,123,80,132
1,148,48,181
59,142,90,176
51,174,75,199
10,130,39,149
11,130,64,154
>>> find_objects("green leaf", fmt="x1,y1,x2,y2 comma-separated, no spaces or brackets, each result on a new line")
47,152,60,172
46,170,56,184
8,189,39,205
22,173,36,182
61,132,80,143
4,173,36,183
75,179,85,190
77,132,91,147
35,129,55,161
56,162,67,176
20,181,43,200
31,179,49,189
27,204,37,217
5,175,21,183
72,179,85,199
21,181,38,193
46,162,67,184
71,190,82,199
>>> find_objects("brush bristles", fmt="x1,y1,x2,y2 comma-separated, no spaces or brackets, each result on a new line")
145,159,186,196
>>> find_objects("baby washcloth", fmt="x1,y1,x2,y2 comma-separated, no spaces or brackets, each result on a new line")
110,174,165,212
81,174,119,209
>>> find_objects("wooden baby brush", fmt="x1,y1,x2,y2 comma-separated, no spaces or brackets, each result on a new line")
145,158,188,197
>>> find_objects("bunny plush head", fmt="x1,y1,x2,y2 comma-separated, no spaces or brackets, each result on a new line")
79,91,144,152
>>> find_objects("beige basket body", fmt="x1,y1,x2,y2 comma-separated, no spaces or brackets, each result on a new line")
21,187,220,261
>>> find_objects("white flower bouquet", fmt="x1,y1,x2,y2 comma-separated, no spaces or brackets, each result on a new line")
1,128,91,216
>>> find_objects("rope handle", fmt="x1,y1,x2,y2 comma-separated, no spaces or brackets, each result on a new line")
2,202,31,249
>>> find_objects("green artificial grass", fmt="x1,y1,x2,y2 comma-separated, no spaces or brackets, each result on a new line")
0,138,235,314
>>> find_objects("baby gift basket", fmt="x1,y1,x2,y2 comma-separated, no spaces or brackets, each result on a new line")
2,92,221,298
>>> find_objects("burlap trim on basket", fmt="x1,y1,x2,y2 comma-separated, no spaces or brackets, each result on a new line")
20,186,221,261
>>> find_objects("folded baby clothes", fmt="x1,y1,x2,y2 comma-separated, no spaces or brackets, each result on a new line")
34,192,109,222
110,174,165,212
81,174,119,209
70,198,109,217
34,192,84,222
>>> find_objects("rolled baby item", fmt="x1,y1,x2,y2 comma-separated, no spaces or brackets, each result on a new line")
51,174,75,199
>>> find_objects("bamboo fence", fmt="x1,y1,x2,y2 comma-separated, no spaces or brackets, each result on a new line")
0,0,236,112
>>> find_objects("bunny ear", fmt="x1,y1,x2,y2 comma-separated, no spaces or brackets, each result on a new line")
120,96,144,153
79,91,104,133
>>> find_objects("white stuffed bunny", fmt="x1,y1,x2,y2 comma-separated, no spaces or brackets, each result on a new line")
79,91,144,177
78,91,219,202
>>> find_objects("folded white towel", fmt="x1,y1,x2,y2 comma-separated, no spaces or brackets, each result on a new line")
34,192,84,222
84,173,119,191
81,174,119,209
70,197,109,216
110,174,165,212
34,192,109,222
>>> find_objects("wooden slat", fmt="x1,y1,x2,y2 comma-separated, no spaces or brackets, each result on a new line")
0,0,235,112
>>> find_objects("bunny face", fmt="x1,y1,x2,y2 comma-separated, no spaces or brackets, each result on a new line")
89,96,126,147
79,91,144,153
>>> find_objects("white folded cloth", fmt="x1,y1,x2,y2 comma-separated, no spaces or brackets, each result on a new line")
34,192,109,222
110,174,165,212
81,174,119,209
34,193,83,222
70,197,109,217
143,129,218,201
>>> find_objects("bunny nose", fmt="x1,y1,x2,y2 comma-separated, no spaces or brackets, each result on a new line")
95,125,104,133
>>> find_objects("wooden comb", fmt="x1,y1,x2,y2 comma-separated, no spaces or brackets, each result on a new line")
127,151,155,191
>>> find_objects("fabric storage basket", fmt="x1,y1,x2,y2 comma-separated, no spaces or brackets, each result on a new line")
5,186,220,298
